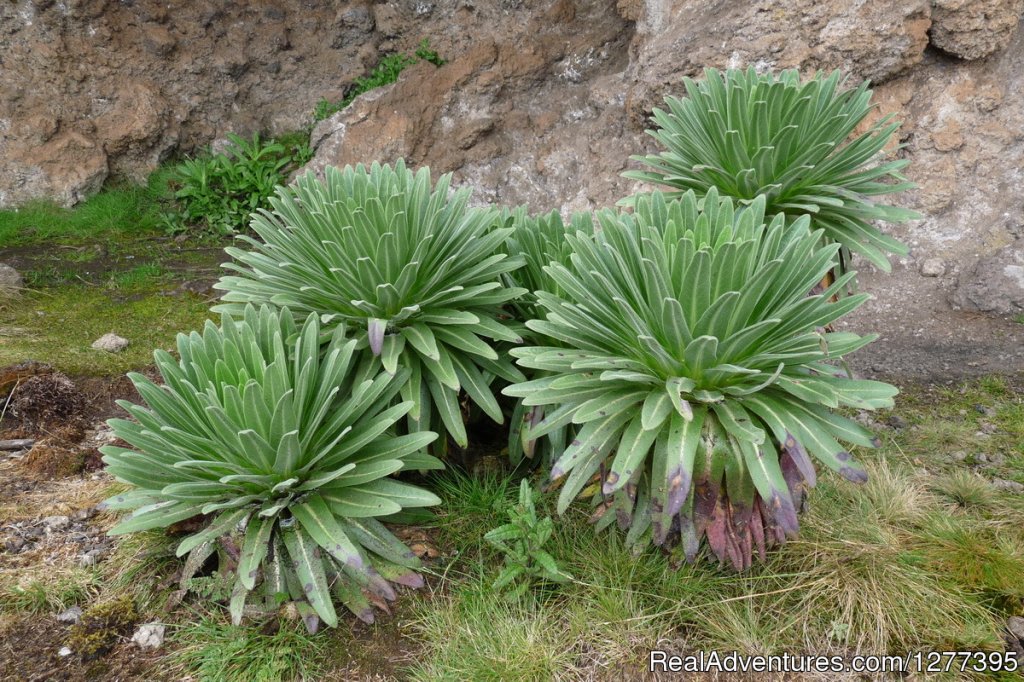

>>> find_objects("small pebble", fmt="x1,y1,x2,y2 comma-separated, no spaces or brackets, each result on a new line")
57,606,83,624
4,537,25,553
42,515,70,531
887,415,908,430
78,549,104,568
919,258,946,277
1008,616,1024,641
132,623,166,650
992,479,1024,493
91,333,130,353
58,647,72,657
71,508,96,522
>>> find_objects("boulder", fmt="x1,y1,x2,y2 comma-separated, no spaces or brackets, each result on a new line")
953,243,1024,316
622,0,931,123
930,0,1024,60
303,2,634,212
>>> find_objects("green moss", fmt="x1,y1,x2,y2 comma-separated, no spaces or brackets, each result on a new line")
66,596,138,661
0,283,212,376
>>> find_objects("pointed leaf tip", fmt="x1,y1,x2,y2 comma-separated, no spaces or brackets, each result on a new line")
368,318,386,356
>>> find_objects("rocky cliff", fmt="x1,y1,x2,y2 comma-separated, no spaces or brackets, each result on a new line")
2,0,1023,378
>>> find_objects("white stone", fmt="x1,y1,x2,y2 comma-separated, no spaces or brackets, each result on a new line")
42,515,70,530
919,258,946,277
131,622,165,650
57,606,83,624
91,333,129,353
0,263,23,294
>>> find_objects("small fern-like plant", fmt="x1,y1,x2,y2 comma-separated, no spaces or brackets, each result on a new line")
213,162,526,450
101,305,442,630
624,67,919,273
485,479,571,598
505,190,897,569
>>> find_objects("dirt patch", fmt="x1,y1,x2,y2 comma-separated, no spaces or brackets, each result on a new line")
0,237,226,290
0,613,166,682
22,439,103,479
5,373,88,435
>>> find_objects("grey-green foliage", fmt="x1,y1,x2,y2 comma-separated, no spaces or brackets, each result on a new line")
501,208,594,467
213,161,527,449
623,67,919,273
101,305,442,630
484,479,572,598
505,189,897,570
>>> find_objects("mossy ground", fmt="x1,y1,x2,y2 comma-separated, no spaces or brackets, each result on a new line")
0,283,214,377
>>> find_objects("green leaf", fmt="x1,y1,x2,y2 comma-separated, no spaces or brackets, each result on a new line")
282,524,338,628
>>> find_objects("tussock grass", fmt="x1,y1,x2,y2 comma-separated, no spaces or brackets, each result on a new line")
0,567,101,615
164,608,328,682
428,469,517,558
403,380,1024,679
407,579,574,682
930,470,998,510
101,530,179,613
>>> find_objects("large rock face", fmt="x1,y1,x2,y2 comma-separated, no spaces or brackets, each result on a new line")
0,0,445,206
2,0,1023,378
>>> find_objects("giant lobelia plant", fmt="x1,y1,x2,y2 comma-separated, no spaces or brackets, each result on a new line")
101,305,442,629
623,67,919,274
213,161,527,450
504,189,898,569
502,207,594,466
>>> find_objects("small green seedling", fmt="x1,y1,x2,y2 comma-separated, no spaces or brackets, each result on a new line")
485,480,572,598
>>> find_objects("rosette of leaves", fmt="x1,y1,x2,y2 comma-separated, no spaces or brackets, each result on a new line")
623,67,919,273
213,161,527,449
100,305,442,630
501,208,594,465
504,190,897,570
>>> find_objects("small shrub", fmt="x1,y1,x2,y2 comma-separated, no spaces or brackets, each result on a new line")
214,162,526,449
505,189,896,569
101,305,441,630
624,67,920,273
314,40,445,122
163,132,311,235
485,480,572,597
